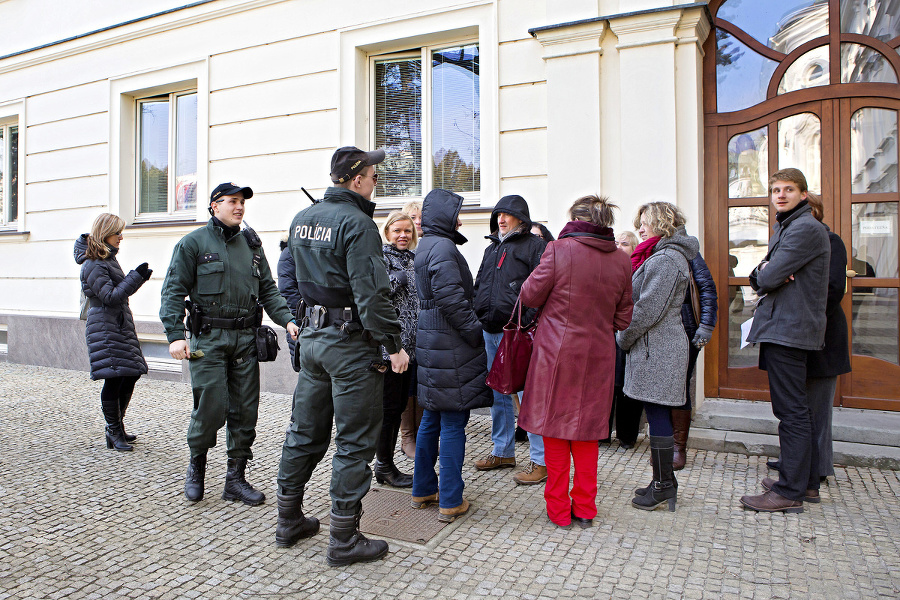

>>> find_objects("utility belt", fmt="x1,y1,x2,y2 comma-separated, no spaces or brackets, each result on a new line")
185,300,259,338
298,300,368,342
200,314,257,330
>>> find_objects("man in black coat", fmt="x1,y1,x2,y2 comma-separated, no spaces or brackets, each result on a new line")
471,195,547,484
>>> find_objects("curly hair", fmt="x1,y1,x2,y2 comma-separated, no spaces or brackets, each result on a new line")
633,202,686,238
85,213,126,260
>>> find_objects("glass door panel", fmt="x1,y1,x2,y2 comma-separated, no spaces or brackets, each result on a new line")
728,128,769,197
779,112,822,193
849,108,898,194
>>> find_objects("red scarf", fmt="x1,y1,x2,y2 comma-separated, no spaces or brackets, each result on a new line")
630,236,661,273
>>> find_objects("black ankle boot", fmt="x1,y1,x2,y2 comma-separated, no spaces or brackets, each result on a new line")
185,454,206,502
223,457,266,506
326,510,388,567
631,435,677,512
374,419,413,488
275,491,320,547
120,420,137,443
105,424,133,452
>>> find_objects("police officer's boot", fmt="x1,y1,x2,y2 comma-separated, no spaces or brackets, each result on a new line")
223,457,266,506
275,490,320,547
325,509,389,567
185,453,206,502
374,421,413,488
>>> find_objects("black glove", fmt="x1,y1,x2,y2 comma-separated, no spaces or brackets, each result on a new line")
391,270,408,287
692,323,714,348
136,263,153,280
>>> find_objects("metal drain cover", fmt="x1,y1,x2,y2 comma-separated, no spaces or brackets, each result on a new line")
344,487,449,544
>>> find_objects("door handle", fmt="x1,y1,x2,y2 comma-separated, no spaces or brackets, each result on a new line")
846,269,857,278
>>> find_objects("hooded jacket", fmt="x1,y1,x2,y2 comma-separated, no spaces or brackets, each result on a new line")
617,226,700,406
74,234,148,380
473,195,547,333
414,189,493,412
517,225,633,440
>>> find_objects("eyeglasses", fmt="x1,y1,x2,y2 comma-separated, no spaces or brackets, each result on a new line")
359,173,378,183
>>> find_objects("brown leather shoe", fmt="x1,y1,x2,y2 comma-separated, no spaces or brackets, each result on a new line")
761,477,820,503
474,454,515,471
410,493,438,509
513,462,548,485
740,490,803,513
438,499,470,522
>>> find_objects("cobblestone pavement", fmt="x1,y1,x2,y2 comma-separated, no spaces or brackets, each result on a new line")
1,363,899,600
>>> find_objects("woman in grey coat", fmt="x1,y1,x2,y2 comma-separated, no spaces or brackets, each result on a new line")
74,213,151,451
617,202,699,511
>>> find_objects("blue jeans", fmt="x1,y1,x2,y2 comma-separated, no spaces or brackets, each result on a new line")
485,330,545,465
412,409,470,509
484,331,516,458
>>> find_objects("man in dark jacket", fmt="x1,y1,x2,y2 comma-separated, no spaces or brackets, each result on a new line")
275,146,409,567
472,195,547,484
741,168,830,514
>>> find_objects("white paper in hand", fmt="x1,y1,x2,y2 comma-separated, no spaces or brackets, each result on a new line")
740,317,754,349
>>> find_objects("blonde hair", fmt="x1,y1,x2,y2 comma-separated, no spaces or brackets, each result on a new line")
402,200,422,216
617,231,638,247
85,213,126,260
569,195,617,228
383,211,418,250
633,202,686,238
769,167,808,193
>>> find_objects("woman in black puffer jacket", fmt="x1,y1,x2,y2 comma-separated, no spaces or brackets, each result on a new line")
411,189,492,523
74,213,151,451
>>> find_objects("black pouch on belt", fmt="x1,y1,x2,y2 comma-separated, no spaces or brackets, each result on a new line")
255,325,280,362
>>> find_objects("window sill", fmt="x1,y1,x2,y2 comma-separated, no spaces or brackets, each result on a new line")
128,219,204,229
0,229,29,242
373,205,491,219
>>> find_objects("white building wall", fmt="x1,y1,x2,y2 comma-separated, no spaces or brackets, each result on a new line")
0,0,712,390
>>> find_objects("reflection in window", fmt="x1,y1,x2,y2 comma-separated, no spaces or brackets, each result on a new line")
852,290,899,364
728,285,760,368
778,113,822,193
850,108,899,194
716,29,778,113
841,44,898,83
728,128,769,197
138,91,197,216
0,123,18,225
718,0,828,55
841,0,900,42
375,58,423,198
777,46,829,94
432,45,480,193
851,202,898,280
729,207,770,277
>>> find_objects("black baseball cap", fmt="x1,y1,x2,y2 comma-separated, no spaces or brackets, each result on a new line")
210,182,253,203
330,146,386,183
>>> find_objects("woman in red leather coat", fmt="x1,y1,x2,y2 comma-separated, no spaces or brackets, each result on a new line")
518,195,633,528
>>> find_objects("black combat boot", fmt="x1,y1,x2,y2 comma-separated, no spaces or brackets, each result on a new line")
184,453,207,502
222,457,266,506
631,435,677,512
105,424,133,452
373,421,412,488
326,510,389,567
275,491,320,547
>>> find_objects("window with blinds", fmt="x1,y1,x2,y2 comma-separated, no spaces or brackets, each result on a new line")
137,91,197,216
373,42,480,202
0,123,18,226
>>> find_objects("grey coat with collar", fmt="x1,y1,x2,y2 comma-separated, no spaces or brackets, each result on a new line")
747,204,829,351
616,227,699,406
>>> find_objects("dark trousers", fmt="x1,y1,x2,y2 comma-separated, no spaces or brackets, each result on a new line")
643,402,673,437
100,376,140,426
761,342,820,501
808,376,837,476
615,386,642,444
278,327,383,515
382,368,413,434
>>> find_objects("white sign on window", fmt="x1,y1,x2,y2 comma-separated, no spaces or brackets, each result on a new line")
859,218,893,236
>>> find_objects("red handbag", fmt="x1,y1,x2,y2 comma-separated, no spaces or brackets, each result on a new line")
486,297,538,394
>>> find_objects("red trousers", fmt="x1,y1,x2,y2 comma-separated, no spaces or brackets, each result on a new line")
543,437,599,526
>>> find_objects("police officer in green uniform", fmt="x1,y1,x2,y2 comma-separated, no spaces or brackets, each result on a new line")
275,147,409,567
160,182,300,506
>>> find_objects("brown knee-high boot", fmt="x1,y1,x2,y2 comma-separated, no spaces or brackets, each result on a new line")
399,396,417,459
672,409,692,471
